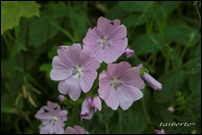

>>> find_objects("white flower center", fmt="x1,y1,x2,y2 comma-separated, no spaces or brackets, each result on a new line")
51,116,58,125
72,66,83,78
110,77,122,90
99,36,112,49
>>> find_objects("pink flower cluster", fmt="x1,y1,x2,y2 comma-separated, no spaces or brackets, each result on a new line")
35,101,88,134
35,16,162,134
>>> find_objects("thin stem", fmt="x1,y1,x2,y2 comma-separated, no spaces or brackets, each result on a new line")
24,19,30,72
195,4,201,21
179,47,188,68
141,89,155,129
105,122,109,134
50,22,75,43
2,33,11,55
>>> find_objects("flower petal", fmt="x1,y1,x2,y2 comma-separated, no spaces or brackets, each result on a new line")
47,101,61,115
50,56,72,81
97,16,112,36
85,45,104,63
142,72,162,90
65,127,78,134
80,97,94,120
104,87,119,110
98,85,110,100
74,125,88,134
40,121,64,134
102,38,127,63
93,96,102,111
98,71,110,99
35,107,52,121
110,25,127,41
118,85,143,110
58,77,81,101
83,28,100,46
80,48,100,70
113,19,121,26
106,62,131,77
57,44,82,67
125,48,135,58
80,70,97,93
121,67,145,89
58,110,68,122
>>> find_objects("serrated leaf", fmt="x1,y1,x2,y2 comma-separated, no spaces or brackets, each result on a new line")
18,1,40,18
1,2,21,35
1,1,40,35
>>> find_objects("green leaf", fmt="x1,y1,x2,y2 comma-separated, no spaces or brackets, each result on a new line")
18,1,40,18
1,93,18,114
68,9,89,41
119,1,153,12
131,33,166,55
115,103,148,133
28,2,68,47
39,63,52,77
154,70,187,102
123,14,147,27
1,106,17,114
165,24,200,47
48,45,58,59
1,1,40,35
1,2,21,35
29,16,59,47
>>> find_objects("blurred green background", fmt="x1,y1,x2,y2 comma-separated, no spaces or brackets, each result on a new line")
1,1,201,134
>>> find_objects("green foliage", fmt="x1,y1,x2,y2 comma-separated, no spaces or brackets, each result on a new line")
1,1,40,35
1,1,201,134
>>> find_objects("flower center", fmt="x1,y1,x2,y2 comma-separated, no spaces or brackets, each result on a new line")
110,77,122,90
72,66,83,78
99,36,111,49
51,116,58,125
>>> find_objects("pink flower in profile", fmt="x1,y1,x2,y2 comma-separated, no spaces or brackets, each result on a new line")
35,101,68,134
138,64,162,90
80,96,102,120
98,62,145,110
50,44,100,101
83,16,128,64
65,125,89,134
142,72,162,90
155,129,166,134
125,48,135,58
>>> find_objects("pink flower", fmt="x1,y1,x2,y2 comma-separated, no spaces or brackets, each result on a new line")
83,16,128,64
58,95,65,102
155,129,166,134
50,44,100,101
138,64,162,90
142,72,162,90
65,125,89,134
125,48,135,58
80,96,102,120
35,101,68,134
98,62,145,110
